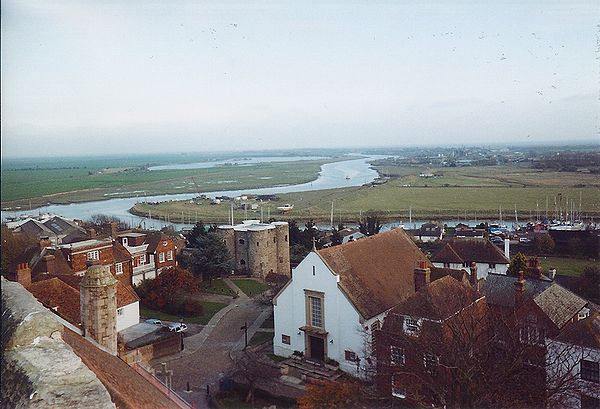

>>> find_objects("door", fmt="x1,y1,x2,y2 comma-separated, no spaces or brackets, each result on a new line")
308,335,325,362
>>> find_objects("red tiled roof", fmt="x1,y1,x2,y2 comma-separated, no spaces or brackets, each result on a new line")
318,228,431,319
62,329,181,409
28,278,82,327
432,238,509,264
48,275,139,308
112,241,133,263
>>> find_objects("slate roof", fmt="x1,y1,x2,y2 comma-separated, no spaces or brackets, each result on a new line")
145,232,165,253
28,278,82,327
62,329,181,409
13,246,75,277
432,238,509,264
484,273,552,308
15,219,55,237
556,312,600,349
317,228,431,319
392,275,479,321
533,284,587,329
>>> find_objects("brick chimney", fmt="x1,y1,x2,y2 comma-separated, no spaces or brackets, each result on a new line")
414,260,431,292
87,228,96,239
110,222,118,239
514,270,526,307
527,257,542,279
41,254,56,275
39,236,52,248
16,263,32,288
469,261,478,289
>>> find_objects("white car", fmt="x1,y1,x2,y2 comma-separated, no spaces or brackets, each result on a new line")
519,237,531,243
145,318,162,326
168,323,188,333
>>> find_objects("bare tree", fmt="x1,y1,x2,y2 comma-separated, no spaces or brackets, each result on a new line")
230,350,280,408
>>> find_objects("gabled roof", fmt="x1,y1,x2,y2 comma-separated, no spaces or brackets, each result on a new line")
432,238,509,264
430,266,469,283
62,329,181,409
533,284,587,329
113,241,133,263
51,274,139,308
14,246,74,277
317,228,430,319
556,312,600,349
390,275,479,321
145,232,167,253
42,216,85,236
28,278,82,327
484,273,552,308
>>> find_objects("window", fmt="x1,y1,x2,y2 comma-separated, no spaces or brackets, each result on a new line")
423,353,439,374
345,350,358,362
167,250,173,261
257,241,260,247
279,257,283,263
443,262,450,268
391,375,406,399
139,254,146,264
239,239,245,245
579,309,590,321
240,259,246,266
122,237,128,246
463,261,469,268
115,263,123,275
371,321,380,352
282,334,291,345
285,235,288,242
273,237,276,243
489,263,496,269
87,250,99,261
306,293,324,329
159,252,165,263
403,317,420,335
581,360,600,383
390,346,405,366
117,308,124,316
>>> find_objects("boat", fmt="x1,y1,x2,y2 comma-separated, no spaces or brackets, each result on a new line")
345,176,351,180
277,204,294,212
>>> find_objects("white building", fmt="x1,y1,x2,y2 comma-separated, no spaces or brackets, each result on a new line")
431,237,510,279
546,312,600,409
273,228,431,377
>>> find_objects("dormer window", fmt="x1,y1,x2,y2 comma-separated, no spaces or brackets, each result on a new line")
403,317,421,335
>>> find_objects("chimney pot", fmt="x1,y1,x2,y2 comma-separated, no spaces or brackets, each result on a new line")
414,265,431,292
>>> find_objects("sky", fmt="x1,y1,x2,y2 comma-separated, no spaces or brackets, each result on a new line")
1,0,599,157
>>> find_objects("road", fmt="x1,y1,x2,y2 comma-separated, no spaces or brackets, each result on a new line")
151,279,272,409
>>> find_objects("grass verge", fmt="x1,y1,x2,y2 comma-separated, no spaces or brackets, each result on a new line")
232,279,269,297
201,278,236,296
249,331,273,346
538,257,599,277
140,301,228,325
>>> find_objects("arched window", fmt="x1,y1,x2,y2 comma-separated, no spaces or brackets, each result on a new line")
239,239,245,245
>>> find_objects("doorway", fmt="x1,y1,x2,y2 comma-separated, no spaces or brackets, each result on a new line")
308,335,325,362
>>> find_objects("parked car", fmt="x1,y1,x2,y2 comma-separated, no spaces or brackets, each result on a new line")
519,237,531,243
490,236,504,244
145,318,163,326
168,323,188,333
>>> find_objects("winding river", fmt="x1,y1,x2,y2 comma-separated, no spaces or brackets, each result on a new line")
1,156,382,229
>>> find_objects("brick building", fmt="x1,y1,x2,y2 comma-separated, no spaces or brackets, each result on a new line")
116,232,177,285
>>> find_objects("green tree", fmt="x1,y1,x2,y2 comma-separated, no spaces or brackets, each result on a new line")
186,221,209,246
533,234,555,255
189,232,234,282
507,252,528,276
358,211,382,236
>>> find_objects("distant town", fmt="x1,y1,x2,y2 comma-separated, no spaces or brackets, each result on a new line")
2,144,599,409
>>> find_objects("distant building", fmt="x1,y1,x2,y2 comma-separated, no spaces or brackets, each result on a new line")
407,222,444,242
116,232,177,285
7,215,87,244
431,237,509,279
218,220,290,279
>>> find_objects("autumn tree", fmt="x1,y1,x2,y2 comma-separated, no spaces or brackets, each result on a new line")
231,350,280,408
507,252,528,276
533,234,555,255
135,266,200,315
0,226,36,275
297,379,361,409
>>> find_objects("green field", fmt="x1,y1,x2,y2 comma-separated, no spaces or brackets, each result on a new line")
248,331,273,346
538,257,599,277
201,278,236,296
231,279,269,297
140,301,227,325
1,159,335,208
130,164,600,223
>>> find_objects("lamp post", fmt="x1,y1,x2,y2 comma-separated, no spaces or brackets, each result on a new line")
240,321,248,350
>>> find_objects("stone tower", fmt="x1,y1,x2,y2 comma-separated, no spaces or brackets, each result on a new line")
80,263,118,354
273,222,290,276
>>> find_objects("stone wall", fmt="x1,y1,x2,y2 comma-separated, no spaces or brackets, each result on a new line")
1,277,115,409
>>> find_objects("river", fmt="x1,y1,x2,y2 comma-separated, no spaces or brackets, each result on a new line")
1,156,383,229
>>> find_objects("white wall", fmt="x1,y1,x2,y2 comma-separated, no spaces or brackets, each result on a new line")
432,262,507,280
132,270,156,286
546,338,600,409
117,301,140,332
274,251,383,376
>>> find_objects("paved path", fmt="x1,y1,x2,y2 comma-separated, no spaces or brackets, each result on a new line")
151,280,271,409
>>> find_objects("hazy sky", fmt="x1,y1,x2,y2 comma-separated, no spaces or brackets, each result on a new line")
2,0,599,157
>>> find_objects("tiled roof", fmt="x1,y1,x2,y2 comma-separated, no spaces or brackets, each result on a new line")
62,329,181,409
533,284,587,329
28,278,82,327
144,232,164,253
432,238,509,264
430,266,469,283
556,312,600,349
14,246,74,277
113,241,133,263
391,275,479,321
431,244,464,264
318,228,430,319
53,274,139,308
16,219,55,237
484,273,553,308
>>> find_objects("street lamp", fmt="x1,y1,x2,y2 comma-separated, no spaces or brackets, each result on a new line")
240,321,248,350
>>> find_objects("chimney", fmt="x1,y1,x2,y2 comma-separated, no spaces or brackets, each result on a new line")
469,262,478,289
39,236,52,248
504,238,510,259
16,263,32,288
414,260,431,292
527,257,542,279
88,228,97,238
514,270,526,307
80,264,118,354
42,254,56,275
548,268,557,280
110,222,118,239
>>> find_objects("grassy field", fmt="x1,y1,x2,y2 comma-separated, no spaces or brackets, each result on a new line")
538,257,599,277
140,301,227,325
1,158,337,208
232,279,270,297
248,331,273,346
130,164,600,223
201,278,236,296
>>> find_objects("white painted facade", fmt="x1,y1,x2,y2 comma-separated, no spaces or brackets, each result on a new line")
273,252,385,377
432,261,507,280
116,301,140,332
546,338,600,409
